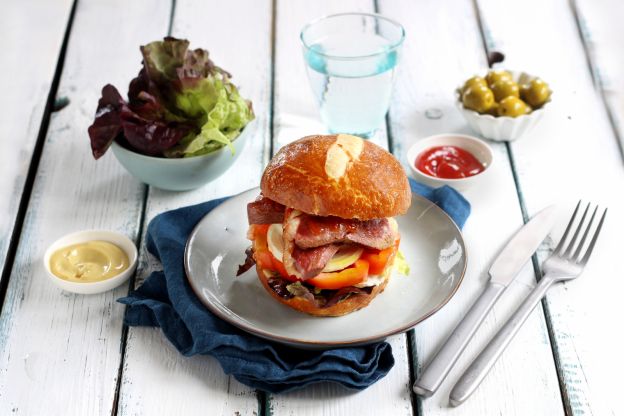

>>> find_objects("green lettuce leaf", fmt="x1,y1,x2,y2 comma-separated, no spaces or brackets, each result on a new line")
395,250,410,276
90,37,254,159
165,74,254,157
140,38,254,158
286,281,312,297
140,37,189,86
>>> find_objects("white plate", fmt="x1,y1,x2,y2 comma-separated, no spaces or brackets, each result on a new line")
185,188,467,349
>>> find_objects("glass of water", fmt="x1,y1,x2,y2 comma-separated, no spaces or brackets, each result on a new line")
300,13,405,137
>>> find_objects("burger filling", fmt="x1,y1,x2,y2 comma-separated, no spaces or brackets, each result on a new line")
242,196,400,307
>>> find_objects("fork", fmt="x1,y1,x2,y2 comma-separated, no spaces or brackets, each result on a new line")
449,201,607,407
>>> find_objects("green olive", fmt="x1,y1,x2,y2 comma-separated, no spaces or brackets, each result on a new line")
485,70,513,87
521,78,551,108
490,79,520,102
486,102,499,116
462,84,495,113
498,96,528,117
461,76,487,95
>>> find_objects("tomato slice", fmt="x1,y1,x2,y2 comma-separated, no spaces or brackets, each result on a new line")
271,257,298,282
253,250,273,269
362,247,393,275
252,224,270,238
306,259,369,289
362,240,399,275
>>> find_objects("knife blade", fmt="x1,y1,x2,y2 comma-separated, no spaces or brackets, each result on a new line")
412,205,557,398
489,206,557,285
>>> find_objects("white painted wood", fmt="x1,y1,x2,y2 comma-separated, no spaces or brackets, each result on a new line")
0,0,73,281
378,0,564,414
573,0,624,152
270,1,411,415
120,328,259,416
477,0,624,414
268,334,412,416
0,1,170,415
117,0,272,414
271,0,332,149
2,1,619,415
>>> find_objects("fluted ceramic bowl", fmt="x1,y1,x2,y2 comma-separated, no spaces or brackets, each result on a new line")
456,71,552,142
406,133,493,192
111,120,254,191
43,230,138,295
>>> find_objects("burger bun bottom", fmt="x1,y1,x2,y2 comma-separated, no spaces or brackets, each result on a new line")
255,258,394,317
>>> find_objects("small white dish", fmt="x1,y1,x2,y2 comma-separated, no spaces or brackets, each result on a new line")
184,188,467,349
43,230,138,295
406,133,493,192
456,71,552,141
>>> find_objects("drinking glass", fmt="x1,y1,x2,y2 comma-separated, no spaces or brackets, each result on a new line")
300,13,405,137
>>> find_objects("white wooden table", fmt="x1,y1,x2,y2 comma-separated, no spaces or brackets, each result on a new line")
1,0,622,414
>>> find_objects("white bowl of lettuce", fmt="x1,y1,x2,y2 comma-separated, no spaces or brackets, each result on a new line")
88,37,255,191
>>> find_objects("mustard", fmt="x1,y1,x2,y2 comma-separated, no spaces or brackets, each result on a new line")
49,241,129,283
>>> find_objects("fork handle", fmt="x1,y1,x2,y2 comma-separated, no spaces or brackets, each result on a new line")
449,275,556,407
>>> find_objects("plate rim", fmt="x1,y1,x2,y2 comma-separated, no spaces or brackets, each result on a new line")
184,187,467,348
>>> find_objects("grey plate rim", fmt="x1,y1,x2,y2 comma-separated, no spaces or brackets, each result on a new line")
184,187,467,349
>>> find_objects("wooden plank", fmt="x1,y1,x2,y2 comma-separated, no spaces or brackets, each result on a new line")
269,1,411,415
378,0,564,414
0,1,170,414
572,0,624,155
476,0,624,414
0,0,73,283
116,0,272,414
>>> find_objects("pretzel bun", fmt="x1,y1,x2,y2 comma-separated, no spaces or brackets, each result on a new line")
255,254,395,317
261,134,411,220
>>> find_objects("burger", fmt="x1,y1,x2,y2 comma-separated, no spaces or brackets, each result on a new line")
240,134,411,316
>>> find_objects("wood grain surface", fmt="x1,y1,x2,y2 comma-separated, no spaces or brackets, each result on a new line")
478,0,624,414
0,0,73,284
0,0,622,414
0,0,169,414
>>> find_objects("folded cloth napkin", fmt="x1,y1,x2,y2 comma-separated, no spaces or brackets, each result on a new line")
118,179,470,393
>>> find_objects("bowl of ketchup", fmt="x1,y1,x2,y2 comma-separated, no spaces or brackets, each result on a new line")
406,133,493,191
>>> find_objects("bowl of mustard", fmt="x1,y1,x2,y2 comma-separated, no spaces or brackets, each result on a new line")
43,230,138,294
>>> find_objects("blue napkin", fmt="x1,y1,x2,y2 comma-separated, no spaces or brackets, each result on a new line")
118,179,470,393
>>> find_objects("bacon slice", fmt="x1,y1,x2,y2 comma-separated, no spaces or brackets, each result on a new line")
294,215,396,250
345,218,396,250
247,196,285,224
282,210,398,279
283,210,339,279
291,244,341,279
256,202,398,280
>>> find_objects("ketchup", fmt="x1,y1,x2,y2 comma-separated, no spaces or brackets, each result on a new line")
415,146,485,179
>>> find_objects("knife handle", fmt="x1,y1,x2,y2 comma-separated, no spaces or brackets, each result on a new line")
449,275,556,406
413,282,505,397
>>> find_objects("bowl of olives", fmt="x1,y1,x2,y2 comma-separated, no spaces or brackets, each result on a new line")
456,70,552,141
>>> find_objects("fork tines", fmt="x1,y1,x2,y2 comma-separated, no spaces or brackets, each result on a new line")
554,201,607,265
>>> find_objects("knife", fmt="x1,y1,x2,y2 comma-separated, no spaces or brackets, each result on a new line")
412,205,557,398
